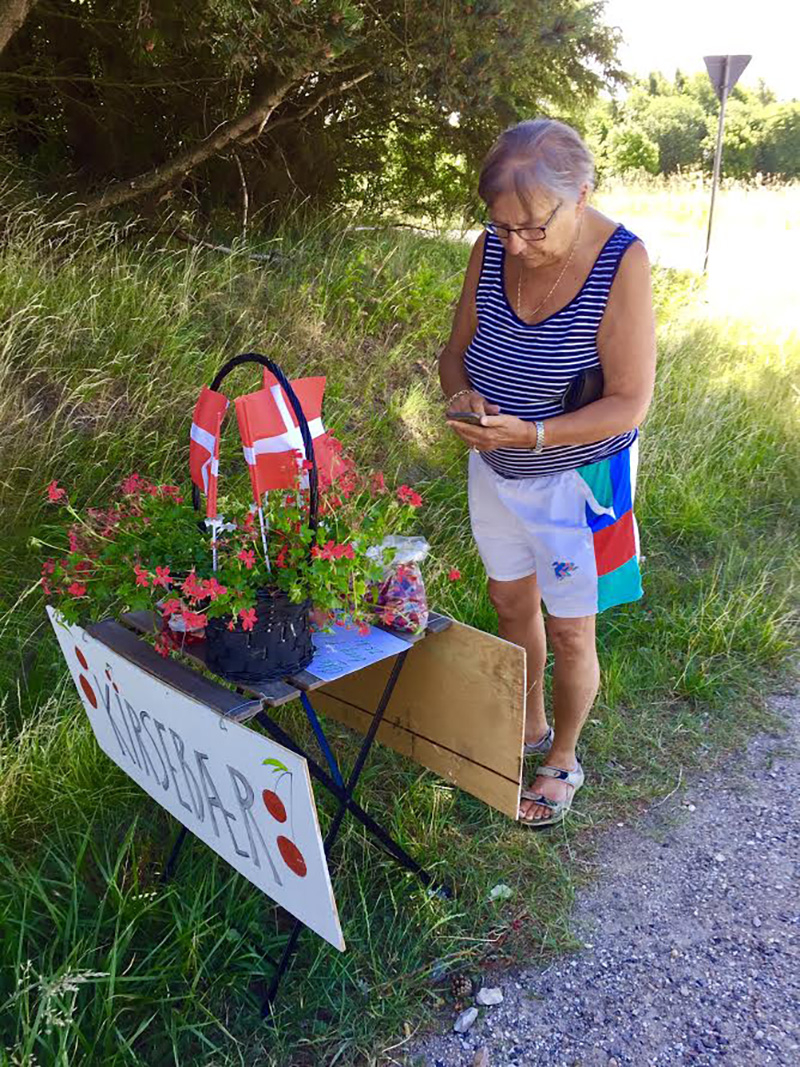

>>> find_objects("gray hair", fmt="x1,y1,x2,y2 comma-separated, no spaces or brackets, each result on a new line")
478,119,595,209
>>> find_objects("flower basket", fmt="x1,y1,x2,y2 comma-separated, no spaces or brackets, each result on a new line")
39,352,442,682
196,353,319,684
205,588,313,684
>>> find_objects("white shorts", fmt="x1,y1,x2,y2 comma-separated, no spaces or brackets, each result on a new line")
467,446,643,618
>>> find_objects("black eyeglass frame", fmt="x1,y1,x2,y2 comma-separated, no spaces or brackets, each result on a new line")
484,201,562,243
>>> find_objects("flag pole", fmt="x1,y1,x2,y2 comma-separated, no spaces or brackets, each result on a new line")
257,502,272,574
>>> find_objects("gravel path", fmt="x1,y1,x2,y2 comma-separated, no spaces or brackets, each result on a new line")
412,692,800,1067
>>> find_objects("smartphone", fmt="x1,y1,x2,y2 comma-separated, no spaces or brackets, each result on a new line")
446,411,484,425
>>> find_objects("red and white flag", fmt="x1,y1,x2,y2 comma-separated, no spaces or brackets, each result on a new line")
236,373,341,501
189,386,229,518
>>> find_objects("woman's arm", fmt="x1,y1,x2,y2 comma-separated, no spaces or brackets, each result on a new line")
438,232,498,415
541,239,656,446
448,240,656,450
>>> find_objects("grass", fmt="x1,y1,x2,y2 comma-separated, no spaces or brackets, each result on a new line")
1,186,798,1065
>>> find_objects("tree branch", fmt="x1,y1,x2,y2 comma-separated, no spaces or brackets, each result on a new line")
80,60,327,215
0,0,38,55
240,69,374,143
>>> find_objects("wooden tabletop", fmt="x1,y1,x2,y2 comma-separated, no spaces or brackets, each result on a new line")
109,609,451,718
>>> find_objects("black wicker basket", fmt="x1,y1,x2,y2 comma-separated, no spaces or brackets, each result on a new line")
195,353,319,685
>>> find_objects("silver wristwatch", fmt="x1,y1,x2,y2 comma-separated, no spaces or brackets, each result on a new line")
533,420,545,454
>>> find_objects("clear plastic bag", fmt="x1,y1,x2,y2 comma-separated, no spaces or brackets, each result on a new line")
368,536,430,634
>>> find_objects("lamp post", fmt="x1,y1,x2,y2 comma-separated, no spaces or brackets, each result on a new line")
703,54,752,273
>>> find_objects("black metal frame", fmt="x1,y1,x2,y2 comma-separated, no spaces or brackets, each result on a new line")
158,645,452,1015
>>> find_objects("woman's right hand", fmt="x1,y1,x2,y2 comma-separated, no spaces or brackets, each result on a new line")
445,389,500,418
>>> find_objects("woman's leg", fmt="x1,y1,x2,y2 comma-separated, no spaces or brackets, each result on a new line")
487,575,548,745
519,614,599,823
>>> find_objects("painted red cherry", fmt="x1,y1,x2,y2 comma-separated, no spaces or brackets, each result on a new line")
79,674,97,708
277,836,307,877
75,647,89,670
262,789,287,823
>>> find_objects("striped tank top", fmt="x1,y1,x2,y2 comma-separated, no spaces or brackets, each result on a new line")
464,225,640,479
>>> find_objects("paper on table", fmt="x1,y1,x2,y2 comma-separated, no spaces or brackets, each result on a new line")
308,622,409,682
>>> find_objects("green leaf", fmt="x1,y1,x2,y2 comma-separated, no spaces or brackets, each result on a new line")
261,758,289,773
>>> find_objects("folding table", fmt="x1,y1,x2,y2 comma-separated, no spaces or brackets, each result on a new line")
88,609,454,1013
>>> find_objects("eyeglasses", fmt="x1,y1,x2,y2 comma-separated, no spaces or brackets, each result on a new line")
484,202,562,243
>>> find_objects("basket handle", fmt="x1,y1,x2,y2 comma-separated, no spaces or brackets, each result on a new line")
192,353,319,538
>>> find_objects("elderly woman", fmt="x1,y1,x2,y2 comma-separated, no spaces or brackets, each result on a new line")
439,119,656,827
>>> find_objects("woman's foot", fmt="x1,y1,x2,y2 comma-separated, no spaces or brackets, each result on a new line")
519,757,582,824
523,724,553,755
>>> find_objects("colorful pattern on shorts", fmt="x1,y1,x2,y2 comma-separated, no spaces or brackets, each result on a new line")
577,446,642,612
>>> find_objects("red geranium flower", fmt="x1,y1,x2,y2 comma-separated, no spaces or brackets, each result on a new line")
67,581,87,597
154,634,171,658
182,571,204,600
238,549,256,570
181,610,208,630
133,564,150,587
239,607,257,631
152,566,171,588
47,481,66,504
202,577,227,600
358,622,370,636
160,598,182,616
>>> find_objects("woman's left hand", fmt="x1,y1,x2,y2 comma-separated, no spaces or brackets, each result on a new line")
445,413,534,451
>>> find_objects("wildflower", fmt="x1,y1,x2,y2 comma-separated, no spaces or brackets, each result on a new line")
133,564,150,587
448,568,461,581
370,471,387,495
47,481,66,504
120,473,143,495
157,484,182,501
397,484,423,508
67,581,87,597
68,528,84,554
239,607,257,632
238,548,256,570
152,566,171,588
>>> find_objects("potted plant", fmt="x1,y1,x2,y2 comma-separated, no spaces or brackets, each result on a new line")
37,428,427,684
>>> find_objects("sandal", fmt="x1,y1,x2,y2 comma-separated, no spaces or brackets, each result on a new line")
519,760,584,829
523,725,554,756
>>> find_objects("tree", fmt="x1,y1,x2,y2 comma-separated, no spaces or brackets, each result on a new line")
758,102,800,178
606,126,659,175
0,0,624,220
638,95,707,173
0,0,36,56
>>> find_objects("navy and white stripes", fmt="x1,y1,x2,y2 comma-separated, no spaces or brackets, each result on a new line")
464,225,640,479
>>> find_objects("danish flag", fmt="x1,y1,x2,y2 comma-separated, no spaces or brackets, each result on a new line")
189,386,229,518
235,373,342,501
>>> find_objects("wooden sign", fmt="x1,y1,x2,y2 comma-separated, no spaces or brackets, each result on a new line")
312,620,526,819
47,608,344,951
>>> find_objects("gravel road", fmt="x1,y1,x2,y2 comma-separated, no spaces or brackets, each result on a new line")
412,692,800,1067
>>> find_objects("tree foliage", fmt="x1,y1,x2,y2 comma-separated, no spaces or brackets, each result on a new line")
589,69,800,182
0,0,624,220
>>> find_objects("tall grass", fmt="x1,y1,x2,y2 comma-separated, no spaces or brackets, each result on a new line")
1,190,798,1064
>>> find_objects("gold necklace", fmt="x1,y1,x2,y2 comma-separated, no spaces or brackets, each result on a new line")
516,217,583,323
